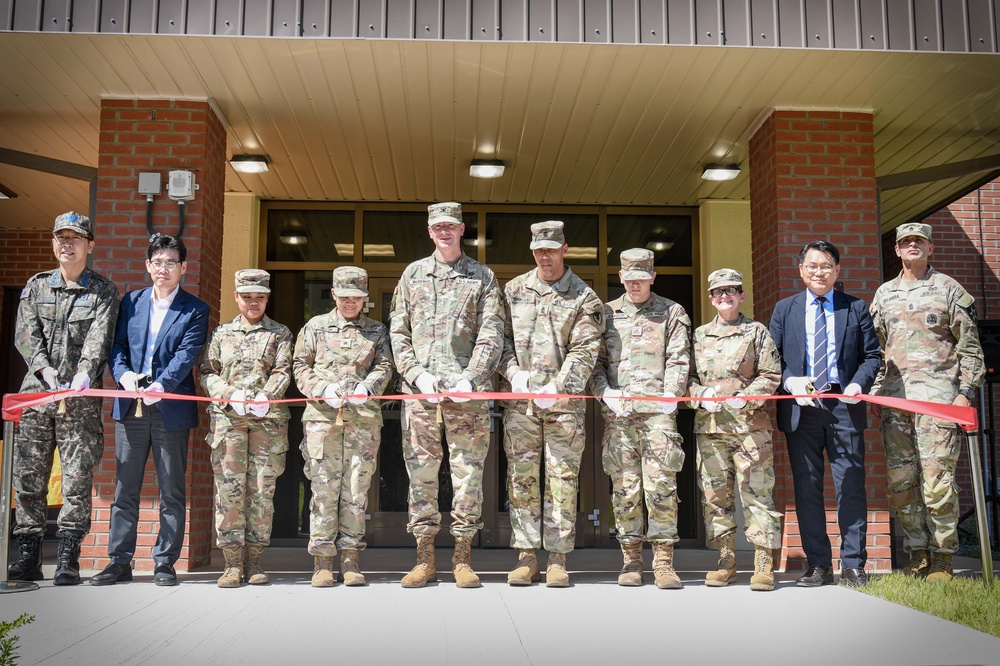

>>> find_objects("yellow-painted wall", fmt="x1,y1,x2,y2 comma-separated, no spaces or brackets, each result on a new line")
220,192,262,321
697,200,754,325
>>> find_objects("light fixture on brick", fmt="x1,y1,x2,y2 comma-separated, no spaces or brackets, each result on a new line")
230,154,270,173
701,164,741,181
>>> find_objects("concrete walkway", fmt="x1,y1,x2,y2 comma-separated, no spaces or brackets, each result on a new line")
3,548,999,666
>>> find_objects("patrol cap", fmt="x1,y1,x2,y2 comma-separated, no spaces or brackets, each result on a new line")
428,202,463,226
895,222,932,243
529,221,565,250
707,268,743,292
53,211,93,239
234,268,271,293
619,248,655,281
332,266,369,297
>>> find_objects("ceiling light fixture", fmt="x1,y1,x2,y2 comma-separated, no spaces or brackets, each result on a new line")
701,164,741,181
0,182,15,199
469,159,505,178
279,229,307,245
646,241,674,252
230,154,270,174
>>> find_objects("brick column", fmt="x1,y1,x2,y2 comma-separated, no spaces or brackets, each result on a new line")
85,99,225,572
749,110,891,572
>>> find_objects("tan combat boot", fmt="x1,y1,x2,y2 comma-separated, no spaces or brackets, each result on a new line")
217,546,243,588
340,549,366,586
452,536,481,588
749,545,775,591
618,541,644,587
243,544,269,585
926,552,953,582
652,542,683,589
706,532,737,587
311,555,336,588
901,549,931,578
401,536,437,588
507,549,540,586
545,552,570,588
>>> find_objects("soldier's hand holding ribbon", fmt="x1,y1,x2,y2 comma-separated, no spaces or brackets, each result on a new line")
230,389,248,415
348,384,369,405
448,378,473,403
41,366,59,390
725,394,748,409
601,388,626,416
322,382,344,409
70,371,90,392
699,387,723,413
415,372,442,404
248,392,270,417
533,382,558,409
660,392,678,415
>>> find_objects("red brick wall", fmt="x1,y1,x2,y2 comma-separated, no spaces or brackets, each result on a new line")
882,180,1000,530
0,230,56,326
750,109,892,572
84,98,226,572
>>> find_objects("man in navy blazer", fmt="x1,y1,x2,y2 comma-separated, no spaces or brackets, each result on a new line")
769,241,881,588
91,235,209,586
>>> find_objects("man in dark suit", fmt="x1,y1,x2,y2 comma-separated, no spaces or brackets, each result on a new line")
769,240,881,588
91,235,209,586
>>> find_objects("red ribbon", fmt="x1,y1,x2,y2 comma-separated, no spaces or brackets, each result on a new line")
1,388,978,432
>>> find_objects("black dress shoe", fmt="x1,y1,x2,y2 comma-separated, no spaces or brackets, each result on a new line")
154,563,178,587
796,565,834,587
90,561,133,586
840,568,868,587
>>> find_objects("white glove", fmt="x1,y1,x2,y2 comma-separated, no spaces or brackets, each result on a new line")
602,388,626,416
41,366,59,390
248,392,270,417
785,376,816,407
725,395,748,410
415,372,441,404
533,382,558,409
230,389,247,416
119,371,138,392
141,382,164,405
510,370,530,395
700,387,722,413
348,384,369,405
839,382,863,405
70,371,90,392
323,383,343,409
449,378,473,403
660,392,678,415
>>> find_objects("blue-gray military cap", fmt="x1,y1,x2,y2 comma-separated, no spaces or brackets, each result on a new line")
53,211,93,239
529,221,565,250
235,269,271,293
332,266,369,297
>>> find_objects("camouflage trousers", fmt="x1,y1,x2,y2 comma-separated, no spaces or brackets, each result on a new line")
603,413,685,545
208,413,289,548
402,399,490,538
882,409,962,554
503,410,585,553
301,420,380,555
13,400,104,537
696,430,783,548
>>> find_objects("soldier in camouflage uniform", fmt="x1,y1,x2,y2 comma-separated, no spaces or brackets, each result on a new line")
293,267,393,587
500,220,605,587
389,202,504,589
10,211,119,586
689,268,783,591
591,248,691,589
870,222,985,582
199,269,293,588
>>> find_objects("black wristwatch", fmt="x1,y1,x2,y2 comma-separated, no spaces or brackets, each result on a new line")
958,388,976,401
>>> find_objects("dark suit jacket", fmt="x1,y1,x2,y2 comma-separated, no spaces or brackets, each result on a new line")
769,289,881,434
110,286,210,430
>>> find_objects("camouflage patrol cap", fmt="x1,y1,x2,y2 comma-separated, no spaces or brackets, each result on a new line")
428,202,463,226
332,266,369,297
707,268,743,292
895,222,932,242
619,248,655,280
53,211,93,239
234,268,271,293
529,221,565,250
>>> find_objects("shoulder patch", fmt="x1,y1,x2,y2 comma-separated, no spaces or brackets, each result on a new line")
20,286,30,299
591,309,605,326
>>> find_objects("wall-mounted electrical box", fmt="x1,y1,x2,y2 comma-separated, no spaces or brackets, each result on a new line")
138,172,162,195
168,170,197,201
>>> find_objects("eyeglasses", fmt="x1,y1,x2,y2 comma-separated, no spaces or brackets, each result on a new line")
802,264,835,275
149,260,180,271
709,287,741,298
54,235,87,245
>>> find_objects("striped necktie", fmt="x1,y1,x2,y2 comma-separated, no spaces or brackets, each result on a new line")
812,296,829,391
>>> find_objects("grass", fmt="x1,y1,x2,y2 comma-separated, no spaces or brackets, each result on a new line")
859,572,1000,638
